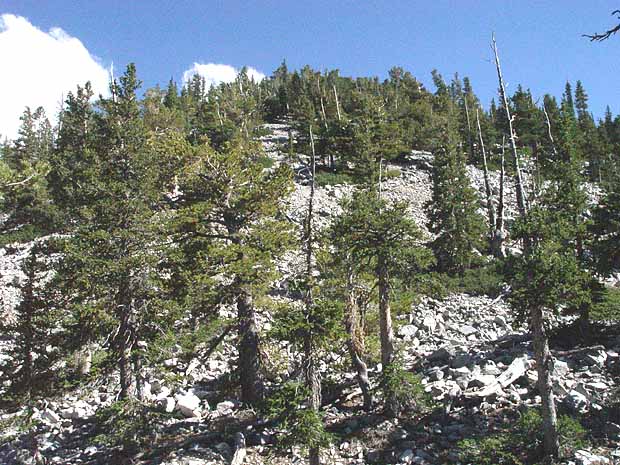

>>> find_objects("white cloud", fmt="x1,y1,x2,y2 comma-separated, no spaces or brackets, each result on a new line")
0,14,110,140
182,62,265,88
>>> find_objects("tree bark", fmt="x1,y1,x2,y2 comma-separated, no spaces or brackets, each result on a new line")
237,290,263,404
491,140,506,257
531,305,560,458
345,268,373,410
377,253,397,416
116,278,133,400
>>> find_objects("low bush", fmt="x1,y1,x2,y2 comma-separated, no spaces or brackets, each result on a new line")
458,408,588,464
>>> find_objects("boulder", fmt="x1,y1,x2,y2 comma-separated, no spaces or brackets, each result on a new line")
574,449,611,465
40,409,61,424
468,375,497,389
175,392,201,418
398,325,418,339
422,315,437,332
428,346,456,363
497,357,527,387
565,390,589,413
459,325,477,336
451,353,473,369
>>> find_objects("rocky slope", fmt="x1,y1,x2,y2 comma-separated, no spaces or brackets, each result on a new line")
0,124,617,465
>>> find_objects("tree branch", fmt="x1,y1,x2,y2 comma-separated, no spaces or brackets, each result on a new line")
584,10,620,41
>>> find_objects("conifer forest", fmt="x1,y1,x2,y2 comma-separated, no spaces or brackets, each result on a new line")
2,26,620,465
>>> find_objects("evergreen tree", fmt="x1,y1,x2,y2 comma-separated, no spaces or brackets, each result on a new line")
174,136,294,404
0,243,59,399
1,107,58,243
426,121,485,274
57,64,173,399
331,190,432,417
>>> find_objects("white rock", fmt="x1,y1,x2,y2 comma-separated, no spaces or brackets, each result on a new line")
175,393,201,418
551,359,570,378
574,449,610,465
398,325,418,339
497,356,527,387
162,397,176,413
41,409,61,424
400,449,414,463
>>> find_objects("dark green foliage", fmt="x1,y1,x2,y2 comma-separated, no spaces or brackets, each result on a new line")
263,381,332,451
0,107,59,244
591,182,620,275
458,409,588,464
380,362,430,415
314,170,356,186
93,399,169,452
591,286,620,321
331,190,432,278
0,243,60,398
507,236,592,325
427,120,485,274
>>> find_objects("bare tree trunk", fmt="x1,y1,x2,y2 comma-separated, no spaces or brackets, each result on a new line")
22,254,35,398
333,84,342,122
492,139,506,257
476,108,497,235
543,104,559,161
532,305,560,458
377,253,397,416
317,76,328,131
306,125,321,465
237,290,262,404
464,97,475,163
345,267,373,410
116,278,133,400
492,34,528,219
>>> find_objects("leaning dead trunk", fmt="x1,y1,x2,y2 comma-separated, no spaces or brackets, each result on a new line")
492,34,528,219
476,108,497,235
491,141,506,257
532,305,560,457
345,267,373,410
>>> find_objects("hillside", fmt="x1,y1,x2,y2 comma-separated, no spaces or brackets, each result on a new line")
1,123,618,465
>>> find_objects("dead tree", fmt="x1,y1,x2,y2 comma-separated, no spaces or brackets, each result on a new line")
493,34,559,458
344,266,373,410
304,125,321,465
476,109,497,234
492,33,528,219
476,109,505,258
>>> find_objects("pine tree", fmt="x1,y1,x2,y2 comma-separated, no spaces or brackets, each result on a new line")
331,189,432,417
1,107,58,243
173,136,294,404
56,64,173,399
1,243,59,399
426,120,485,274
509,205,592,459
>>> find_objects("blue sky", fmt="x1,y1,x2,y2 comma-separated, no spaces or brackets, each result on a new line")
1,1,619,137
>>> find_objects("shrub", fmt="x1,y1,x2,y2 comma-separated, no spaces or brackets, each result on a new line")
315,171,356,186
458,409,588,464
263,381,332,452
257,155,275,170
381,361,431,415
591,286,620,322
93,399,169,452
